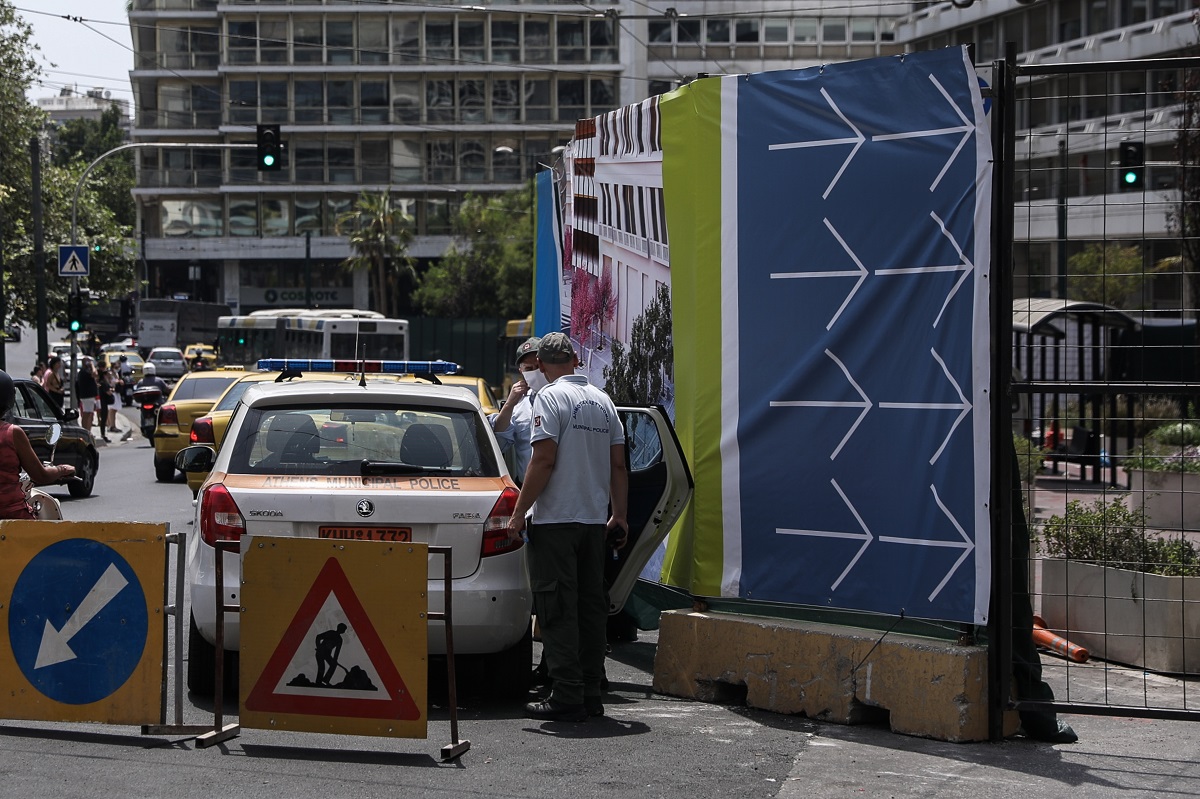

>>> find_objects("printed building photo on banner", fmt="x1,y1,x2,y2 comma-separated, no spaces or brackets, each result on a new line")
560,97,674,417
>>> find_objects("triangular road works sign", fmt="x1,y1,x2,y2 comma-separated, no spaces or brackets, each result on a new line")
245,557,420,721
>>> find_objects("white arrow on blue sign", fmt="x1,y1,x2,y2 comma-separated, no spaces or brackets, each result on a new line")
8,538,148,704
58,245,90,277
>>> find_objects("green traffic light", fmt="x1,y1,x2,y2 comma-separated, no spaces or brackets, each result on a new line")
1124,171,1137,184
69,320,81,333
262,154,276,167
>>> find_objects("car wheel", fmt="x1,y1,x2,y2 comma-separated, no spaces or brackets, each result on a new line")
188,614,239,696
187,614,215,695
154,457,176,482
67,454,96,498
480,624,533,699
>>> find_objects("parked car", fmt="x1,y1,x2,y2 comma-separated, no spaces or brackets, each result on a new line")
177,360,692,696
151,369,248,482
7,378,99,497
147,347,188,380
400,374,500,415
4,323,20,342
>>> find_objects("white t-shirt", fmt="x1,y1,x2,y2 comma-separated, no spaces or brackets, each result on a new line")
529,375,625,525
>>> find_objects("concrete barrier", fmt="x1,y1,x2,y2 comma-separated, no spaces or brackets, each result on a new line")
652,610,1005,742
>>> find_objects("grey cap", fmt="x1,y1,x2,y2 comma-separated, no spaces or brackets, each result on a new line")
514,336,541,366
537,332,576,364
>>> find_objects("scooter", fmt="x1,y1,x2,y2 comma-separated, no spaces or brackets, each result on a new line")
20,424,82,520
132,384,164,440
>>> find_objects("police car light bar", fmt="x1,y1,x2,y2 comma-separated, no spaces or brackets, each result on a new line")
256,359,460,375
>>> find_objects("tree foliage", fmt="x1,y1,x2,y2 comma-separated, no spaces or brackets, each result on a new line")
603,283,673,405
0,2,136,327
1066,242,1164,307
336,191,415,318
412,188,532,318
51,102,135,228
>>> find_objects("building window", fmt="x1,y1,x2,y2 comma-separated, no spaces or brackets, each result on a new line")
328,79,354,124
426,18,454,61
392,138,421,184
795,19,818,43
558,19,586,62
590,19,616,63
361,79,389,123
493,78,521,122
261,79,288,124
736,20,760,43
525,19,551,62
822,18,848,42
393,18,420,62
260,19,287,63
360,17,388,64
460,19,485,62
393,77,421,123
295,79,323,124
293,18,322,64
229,80,257,124
361,139,390,183
327,19,354,64
851,19,875,42
228,19,257,64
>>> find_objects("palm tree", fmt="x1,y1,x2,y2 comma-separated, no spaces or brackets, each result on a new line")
335,191,415,316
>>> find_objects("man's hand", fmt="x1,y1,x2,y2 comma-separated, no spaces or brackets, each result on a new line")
506,512,527,543
506,380,528,405
606,516,629,549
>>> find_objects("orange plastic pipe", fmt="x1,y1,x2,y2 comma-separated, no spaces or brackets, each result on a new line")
1032,615,1089,663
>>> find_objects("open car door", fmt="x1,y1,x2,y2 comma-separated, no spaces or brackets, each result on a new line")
606,405,693,614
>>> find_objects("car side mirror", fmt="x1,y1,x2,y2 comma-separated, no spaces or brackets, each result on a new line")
176,445,215,473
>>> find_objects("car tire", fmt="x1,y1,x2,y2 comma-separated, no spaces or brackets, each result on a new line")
154,457,176,482
480,624,533,699
67,454,96,498
188,614,238,696
187,614,216,695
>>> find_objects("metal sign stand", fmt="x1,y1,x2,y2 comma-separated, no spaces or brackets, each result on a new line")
194,542,469,760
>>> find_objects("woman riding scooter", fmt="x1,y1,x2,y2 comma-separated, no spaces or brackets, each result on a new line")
0,371,75,519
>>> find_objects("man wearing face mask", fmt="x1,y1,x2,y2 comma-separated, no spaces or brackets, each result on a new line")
490,336,542,485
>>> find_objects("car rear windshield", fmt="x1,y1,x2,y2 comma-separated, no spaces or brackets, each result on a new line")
225,403,500,477
170,375,241,401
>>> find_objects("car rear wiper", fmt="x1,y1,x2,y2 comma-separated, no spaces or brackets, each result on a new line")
359,460,453,476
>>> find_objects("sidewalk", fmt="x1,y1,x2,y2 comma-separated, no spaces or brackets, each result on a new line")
87,406,141,447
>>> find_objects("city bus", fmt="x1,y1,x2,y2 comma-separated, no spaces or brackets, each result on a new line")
216,309,410,365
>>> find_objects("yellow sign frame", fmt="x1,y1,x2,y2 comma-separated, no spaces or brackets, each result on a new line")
0,521,167,725
240,537,428,738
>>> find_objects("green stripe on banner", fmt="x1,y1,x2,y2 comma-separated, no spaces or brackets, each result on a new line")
660,78,726,597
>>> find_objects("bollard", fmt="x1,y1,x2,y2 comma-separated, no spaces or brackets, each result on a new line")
1032,615,1089,663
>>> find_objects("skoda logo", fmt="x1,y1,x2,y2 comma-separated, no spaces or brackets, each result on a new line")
356,499,374,518
264,288,278,303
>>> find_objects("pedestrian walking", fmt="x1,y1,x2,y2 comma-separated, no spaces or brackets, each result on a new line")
505,332,628,722
42,356,64,409
75,358,98,434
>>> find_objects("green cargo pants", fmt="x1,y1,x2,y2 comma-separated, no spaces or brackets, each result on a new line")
527,522,608,706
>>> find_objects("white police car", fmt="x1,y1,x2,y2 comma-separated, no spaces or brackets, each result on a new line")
177,359,692,696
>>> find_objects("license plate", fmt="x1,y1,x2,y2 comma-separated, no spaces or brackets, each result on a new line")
318,526,412,542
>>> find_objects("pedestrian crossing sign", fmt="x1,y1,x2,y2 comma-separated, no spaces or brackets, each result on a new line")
240,537,427,738
57,245,90,277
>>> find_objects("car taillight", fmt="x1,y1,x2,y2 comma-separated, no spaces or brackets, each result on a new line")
159,404,178,425
199,484,245,546
481,487,522,557
190,417,215,444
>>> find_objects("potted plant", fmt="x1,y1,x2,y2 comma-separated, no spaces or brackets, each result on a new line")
1124,421,1200,531
1039,497,1200,674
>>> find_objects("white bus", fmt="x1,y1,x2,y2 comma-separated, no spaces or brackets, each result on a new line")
216,309,410,365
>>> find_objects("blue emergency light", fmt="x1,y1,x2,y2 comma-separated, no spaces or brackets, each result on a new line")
256,358,460,375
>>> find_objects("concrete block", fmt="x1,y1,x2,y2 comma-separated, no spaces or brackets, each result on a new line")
652,610,1003,742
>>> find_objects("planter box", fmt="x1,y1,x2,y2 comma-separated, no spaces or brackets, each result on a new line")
1042,558,1200,675
1128,468,1200,532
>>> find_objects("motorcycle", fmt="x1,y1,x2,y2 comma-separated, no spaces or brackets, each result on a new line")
20,424,82,520
132,384,164,440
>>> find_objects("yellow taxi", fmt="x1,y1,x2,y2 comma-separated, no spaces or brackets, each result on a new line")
101,350,144,380
183,343,219,368
152,368,249,482
403,374,500,415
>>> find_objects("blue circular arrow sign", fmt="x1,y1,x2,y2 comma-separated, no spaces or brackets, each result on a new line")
9,539,148,705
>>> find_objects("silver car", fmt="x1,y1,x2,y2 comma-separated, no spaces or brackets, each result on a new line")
146,346,187,380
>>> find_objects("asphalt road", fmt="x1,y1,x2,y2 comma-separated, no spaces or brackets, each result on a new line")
3,331,1200,798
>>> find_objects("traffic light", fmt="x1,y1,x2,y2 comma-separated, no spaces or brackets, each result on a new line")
256,124,282,171
67,293,85,334
1119,141,1144,191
